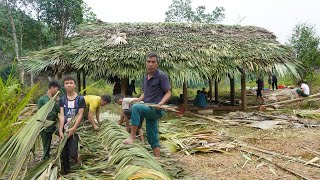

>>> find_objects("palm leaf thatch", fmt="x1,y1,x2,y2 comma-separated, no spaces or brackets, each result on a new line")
23,22,300,84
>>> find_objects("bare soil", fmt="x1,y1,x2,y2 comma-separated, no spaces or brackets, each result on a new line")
175,126,320,180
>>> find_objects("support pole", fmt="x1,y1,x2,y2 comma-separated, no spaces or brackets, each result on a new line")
82,71,86,95
214,78,219,103
183,81,188,110
76,72,81,93
209,78,213,101
241,72,247,110
230,76,235,105
121,78,129,97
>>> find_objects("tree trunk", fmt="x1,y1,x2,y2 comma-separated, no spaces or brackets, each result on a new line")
121,78,129,96
59,3,65,46
230,76,235,105
183,81,188,110
214,78,219,103
82,71,86,95
6,1,24,84
241,72,247,110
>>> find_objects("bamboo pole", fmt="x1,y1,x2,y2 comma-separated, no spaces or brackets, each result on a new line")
188,112,224,124
248,92,320,109
302,147,320,156
234,142,320,168
241,149,310,180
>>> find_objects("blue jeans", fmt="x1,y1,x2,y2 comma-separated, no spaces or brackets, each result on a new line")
130,104,164,148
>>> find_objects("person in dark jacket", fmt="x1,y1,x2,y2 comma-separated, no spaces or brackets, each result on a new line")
272,74,278,91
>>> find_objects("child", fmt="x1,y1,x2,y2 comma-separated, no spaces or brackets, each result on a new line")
58,75,86,174
37,80,60,160
115,96,144,142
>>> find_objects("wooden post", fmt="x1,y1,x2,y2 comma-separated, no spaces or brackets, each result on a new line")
76,72,81,93
214,79,219,103
121,78,129,96
241,72,247,110
183,81,188,110
209,78,213,101
230,75,235,106
82,71,86,95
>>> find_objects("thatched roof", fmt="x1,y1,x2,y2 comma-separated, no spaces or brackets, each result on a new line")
23,22,300,84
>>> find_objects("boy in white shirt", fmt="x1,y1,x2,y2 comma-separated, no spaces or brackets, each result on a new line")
296,81,310,97
115,96,144,142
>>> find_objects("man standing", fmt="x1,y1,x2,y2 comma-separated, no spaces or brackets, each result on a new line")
272,74,278,91
124,52,171,157
59,76,86,173
37,80,60,160
127,80,137,97
296,81,310,97
256,76,264,103
84,95,111,131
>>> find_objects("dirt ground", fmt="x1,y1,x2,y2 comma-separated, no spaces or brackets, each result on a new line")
174,126,320,180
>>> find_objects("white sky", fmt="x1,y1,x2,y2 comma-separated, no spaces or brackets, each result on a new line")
84,0,320,44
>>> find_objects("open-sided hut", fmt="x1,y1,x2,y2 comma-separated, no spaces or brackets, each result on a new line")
23,22,300,110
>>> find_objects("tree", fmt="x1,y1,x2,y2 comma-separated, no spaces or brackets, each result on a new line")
0,2,55,84
165,0,225,23
2,0,24,84
38,0,96,45
289,23,320,79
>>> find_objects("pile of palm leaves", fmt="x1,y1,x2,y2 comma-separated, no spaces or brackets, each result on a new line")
160,117,235,155
294,109,320,120
67,119,171,180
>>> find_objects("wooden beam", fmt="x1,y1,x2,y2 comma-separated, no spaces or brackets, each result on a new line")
82,71,86,95
121,78,129,96
188,112,224,124
76,72,81,93
247,92,320,109
241,72,247,110
214,78,219,103
230,76,235,105
189,105,242,111
183,81,188,110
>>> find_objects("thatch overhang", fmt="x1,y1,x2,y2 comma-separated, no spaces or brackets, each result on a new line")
23,22,299,85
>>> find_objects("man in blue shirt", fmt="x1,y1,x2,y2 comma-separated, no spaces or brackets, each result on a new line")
123,52,171,157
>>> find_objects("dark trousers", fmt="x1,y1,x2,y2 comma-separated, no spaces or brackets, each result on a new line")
40,130,54,159
61,134,79,172
40,125,57,159
272,81,278,90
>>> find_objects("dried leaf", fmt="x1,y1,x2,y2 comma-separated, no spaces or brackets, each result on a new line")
304,157,320,165
268,166,277,176
242,153,252,161
256,162,266,169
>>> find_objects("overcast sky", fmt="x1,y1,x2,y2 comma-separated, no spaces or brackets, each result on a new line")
84,0,320,44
